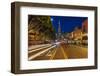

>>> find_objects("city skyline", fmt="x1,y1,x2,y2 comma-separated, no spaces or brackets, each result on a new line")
50,16,87,33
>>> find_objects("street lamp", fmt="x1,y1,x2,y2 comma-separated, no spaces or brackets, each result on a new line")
51,18,53,21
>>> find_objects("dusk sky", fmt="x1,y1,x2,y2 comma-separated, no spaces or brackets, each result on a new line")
50,16,87,33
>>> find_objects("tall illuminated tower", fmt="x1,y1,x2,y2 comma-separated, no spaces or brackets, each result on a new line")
57,21,62,40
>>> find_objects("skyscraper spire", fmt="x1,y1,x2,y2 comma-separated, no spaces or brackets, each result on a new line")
58,21,61,33
57,20,61,39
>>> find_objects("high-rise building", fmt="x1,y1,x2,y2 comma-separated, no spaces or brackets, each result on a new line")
82,19,88,33
82,19,88,41
57,21,62,40
72,27,82,40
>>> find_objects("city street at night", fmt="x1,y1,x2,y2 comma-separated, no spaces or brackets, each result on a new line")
28,15,88,61
28,42,87,60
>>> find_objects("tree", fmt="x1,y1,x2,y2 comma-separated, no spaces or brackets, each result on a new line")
28,15,56,45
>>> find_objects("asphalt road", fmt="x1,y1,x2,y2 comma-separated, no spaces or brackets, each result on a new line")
28,43,88,61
